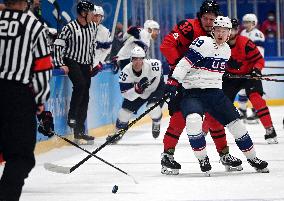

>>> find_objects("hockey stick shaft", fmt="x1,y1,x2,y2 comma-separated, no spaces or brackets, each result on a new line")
69,95,168,173
261,73,284,77
51,132,132,177
226,74,284,82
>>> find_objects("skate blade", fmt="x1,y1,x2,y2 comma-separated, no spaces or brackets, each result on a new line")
74,139,94,145
225,165,243,172
161,166,179,175
203,171,211,177
245,119,259,124
266,138,278,144
255,167,269,173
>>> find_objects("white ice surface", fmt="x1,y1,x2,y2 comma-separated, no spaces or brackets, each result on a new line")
9,106,284,201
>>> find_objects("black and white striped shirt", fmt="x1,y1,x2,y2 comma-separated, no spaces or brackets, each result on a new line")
53,20,96,66
0,9,53,105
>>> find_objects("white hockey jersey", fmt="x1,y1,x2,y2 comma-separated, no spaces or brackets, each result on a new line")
241,28,265,56
117,29,151,61
93,24,112,66
119,59,163,101
172,36,231,89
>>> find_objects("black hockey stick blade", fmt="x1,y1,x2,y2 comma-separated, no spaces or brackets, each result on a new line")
44,162,71,174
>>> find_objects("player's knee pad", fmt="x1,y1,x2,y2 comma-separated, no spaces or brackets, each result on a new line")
226,119,247,139
186,113,203,135
117,108,132,125
147,103,162,122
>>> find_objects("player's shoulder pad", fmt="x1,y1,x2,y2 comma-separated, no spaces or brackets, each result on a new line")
189,36,214,57
177,19,194,40
245,39,257,54
253,29,265,41
145,59,162,70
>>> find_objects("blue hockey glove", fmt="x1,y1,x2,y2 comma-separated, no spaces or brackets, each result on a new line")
37,111,54,138
135,77,149,94
127,26,140,39
90,62,103,77
165,78,179,100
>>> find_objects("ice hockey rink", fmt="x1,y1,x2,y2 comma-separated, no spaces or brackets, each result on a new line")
8,106,284,201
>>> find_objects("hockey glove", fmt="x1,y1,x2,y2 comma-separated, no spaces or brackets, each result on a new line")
96,41,112,49
165,78,179,100
135,77,149,94
90,62,103,77
127,26,140,39
37,111,54,138
250,68,262,77
111,56,119,74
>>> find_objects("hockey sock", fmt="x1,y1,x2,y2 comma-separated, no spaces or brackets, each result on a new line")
238,91,248,111
205,113,228,153
163,111,185,152
249,92,273,128
227,119,256,159
186,113,207,160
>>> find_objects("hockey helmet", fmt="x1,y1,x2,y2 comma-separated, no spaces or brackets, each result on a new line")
94,6,104,16
77,0,94,14
213,16,232,29
131,46,146,59
144,20,160,30
231,18,239,29
199,0,220,16
242,13,258,26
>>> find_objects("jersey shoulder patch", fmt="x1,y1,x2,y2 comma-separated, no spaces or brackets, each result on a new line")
177,19,194,40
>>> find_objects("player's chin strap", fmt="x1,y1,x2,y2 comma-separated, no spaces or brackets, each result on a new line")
224,73,284,82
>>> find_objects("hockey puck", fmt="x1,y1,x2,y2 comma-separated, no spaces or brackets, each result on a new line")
112,185,118,193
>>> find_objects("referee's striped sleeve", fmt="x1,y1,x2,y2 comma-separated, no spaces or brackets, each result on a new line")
33,30,53,104
53,25,71,67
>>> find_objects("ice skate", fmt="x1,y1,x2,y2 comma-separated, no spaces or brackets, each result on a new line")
106,133,123,144
220,153,243,171
245,109,259,124
74,133,94,145
247,157,269,173
265,127,278,144
161,152,181,175
238,108,247,120
198,156,211,176
152,122,160,139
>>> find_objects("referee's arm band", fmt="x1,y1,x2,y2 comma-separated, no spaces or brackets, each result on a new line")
34,55,53,72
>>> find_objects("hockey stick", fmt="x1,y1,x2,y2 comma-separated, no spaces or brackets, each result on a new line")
261,73,284,77
44,131,138,184
226,74,284,82
57,95,168,174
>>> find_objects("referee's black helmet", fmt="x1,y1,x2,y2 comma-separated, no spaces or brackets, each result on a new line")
77,1,94,14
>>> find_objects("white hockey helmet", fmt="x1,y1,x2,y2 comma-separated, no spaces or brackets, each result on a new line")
213,16,232,29
144,20,160,30
94,6,104,20
131,46,146,59
242,13,258,27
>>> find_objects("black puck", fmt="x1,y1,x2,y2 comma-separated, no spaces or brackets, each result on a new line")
112,185,118,193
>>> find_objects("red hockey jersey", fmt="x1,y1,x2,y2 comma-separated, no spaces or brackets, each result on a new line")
227,35,265,75
160,18,207,66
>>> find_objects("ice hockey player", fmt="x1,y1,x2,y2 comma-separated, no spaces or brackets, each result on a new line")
116,19,160,70
236,13,266,122
160,0,242,175
220,18,277,144
91,5,112,76
107,46,165,143
165,16,269,176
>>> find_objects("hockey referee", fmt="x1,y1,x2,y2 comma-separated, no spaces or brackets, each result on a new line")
53,0,97,144
0,0,53,200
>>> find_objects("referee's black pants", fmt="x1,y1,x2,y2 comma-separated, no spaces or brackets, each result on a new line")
0,79,36,201
65,58,91,134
